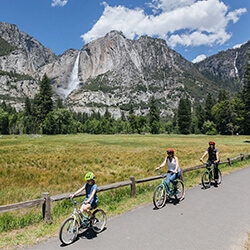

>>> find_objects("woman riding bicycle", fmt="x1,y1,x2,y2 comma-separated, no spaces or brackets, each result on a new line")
155,148,181,192
200,141,220,186
70,171,98,222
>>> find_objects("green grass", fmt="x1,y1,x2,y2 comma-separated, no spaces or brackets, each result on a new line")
0,134,250,249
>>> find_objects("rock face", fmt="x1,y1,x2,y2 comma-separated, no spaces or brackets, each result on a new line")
0,22,56,75
195,40,250,91
65,31,199,117
0,22,248,117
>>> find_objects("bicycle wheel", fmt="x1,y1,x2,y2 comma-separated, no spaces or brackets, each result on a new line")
91,209,107,233
153,184,167,209
217,169,222,184
59,217,79,245
174,180,185,201
202,171,211,189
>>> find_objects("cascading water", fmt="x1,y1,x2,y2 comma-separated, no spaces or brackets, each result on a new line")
59,52,80,99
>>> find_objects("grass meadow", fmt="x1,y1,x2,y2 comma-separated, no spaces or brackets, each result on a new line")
0,133,250,249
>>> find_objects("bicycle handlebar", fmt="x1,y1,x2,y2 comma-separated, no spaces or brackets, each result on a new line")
155,169,176,176
69,197,81,205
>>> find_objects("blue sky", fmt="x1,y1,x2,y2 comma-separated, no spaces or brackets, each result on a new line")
0,0,249,62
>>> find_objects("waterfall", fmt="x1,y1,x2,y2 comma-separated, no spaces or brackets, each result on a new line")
59,52,80,99
233,51,239,78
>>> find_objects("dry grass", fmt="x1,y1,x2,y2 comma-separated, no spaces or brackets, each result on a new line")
1,134,250,205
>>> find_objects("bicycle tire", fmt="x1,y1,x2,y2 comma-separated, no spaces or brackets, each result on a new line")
217,169,222,184
202,171,211,189
174,180,185,201
153,184,167,209
91,209,107,233
59,217,79,245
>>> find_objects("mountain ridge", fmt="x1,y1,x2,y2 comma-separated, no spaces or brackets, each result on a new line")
0,22,248,118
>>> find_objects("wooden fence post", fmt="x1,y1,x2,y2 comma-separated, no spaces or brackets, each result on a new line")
227,158,231,166
42,192,52,224
130,176,136,197
240,154,245,161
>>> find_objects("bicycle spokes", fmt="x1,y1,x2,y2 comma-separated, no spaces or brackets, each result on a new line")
153,184,167,209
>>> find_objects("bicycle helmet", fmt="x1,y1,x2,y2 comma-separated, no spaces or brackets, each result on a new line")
85,171,95,181
166,148,175,154
208,141,215,146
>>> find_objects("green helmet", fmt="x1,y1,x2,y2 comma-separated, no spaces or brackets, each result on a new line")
85,171,95,181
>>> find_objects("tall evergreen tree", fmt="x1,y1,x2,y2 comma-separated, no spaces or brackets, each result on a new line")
205,93,216,122
177,98,191,134
33,74,53,132
148,96,160,134
212,99,235,135
242,53,250,134
24,97,32,116
0,108,9,134
195,104,205,133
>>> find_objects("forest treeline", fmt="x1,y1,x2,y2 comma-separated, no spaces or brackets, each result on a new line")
0,58,250,136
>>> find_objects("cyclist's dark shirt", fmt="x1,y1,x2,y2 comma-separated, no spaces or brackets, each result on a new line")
206,147,219,161
84,182,98,204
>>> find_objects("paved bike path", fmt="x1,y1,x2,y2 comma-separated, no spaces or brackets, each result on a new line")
25,166,250,250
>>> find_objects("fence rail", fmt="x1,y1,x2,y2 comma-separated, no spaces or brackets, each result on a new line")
0,153,249,223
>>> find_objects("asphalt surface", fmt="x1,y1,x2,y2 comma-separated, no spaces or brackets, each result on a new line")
24,166,250,250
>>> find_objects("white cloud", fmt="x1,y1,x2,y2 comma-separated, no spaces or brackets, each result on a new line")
51,0,68,7
149,0,195,12
81,0,247,49
192,54,207,63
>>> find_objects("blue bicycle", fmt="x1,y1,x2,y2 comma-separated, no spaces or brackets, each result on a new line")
153,170,185,209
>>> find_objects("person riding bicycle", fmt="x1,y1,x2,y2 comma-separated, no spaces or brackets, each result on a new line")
70,171,98,222
200,141,220,186
155,148,181,193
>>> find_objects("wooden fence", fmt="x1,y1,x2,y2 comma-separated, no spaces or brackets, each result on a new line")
0,153,249,223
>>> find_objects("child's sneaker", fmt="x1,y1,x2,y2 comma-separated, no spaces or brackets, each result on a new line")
90,217,97,225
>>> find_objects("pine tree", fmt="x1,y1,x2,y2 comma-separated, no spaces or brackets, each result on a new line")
205,93,216,122
33,74,53,133
195,104,205,133
242,52,250,134
212,99,235,135
177,98,191,134
148,96,160,134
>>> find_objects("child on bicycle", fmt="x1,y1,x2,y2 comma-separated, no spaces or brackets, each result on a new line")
200,141,220,186
70,171,98,222
155,148,181,192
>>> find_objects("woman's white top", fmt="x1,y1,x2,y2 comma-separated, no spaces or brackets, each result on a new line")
167,157,180,172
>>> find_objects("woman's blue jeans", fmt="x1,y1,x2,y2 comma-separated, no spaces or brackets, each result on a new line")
166,171,180,191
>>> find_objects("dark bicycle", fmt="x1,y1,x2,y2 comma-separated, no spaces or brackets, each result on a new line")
200,160,222,189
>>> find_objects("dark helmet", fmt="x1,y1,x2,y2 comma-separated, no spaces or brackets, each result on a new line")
166,148,175,154
209,141,215,146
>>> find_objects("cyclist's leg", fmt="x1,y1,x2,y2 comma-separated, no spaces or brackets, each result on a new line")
213,162,219,181
81,203,93,218
206,160,212,178
169,172,178,190
166,173,171,192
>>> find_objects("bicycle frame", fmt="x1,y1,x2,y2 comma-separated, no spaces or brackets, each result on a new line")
201,160,222,188
205,165,214,178
59,198,107,245
70,199,91,227
153,170,185,209
157,171,177,196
